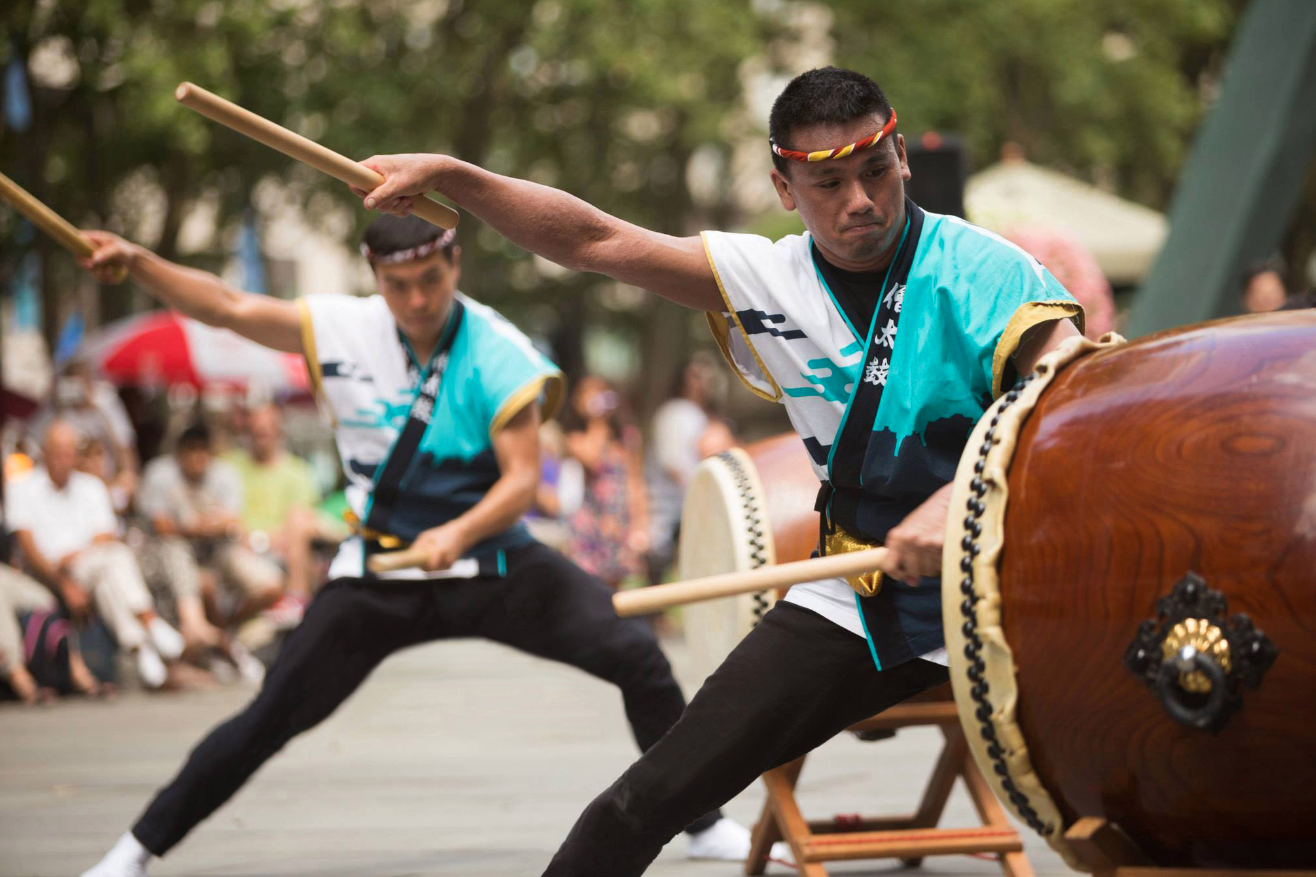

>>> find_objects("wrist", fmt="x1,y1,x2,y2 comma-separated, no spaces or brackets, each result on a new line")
446,519,473,553
427,155,462,194
121,242,144,272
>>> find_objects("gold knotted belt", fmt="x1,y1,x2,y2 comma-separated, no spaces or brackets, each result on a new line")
343,510,408,549
823,528,884,597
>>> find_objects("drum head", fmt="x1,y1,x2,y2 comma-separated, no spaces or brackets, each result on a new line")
678,448,778,688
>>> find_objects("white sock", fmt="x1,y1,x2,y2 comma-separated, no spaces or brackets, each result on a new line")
80,831,151,877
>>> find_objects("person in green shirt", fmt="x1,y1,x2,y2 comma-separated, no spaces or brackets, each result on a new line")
224,404,322,612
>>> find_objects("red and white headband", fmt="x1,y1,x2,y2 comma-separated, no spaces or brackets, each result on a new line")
360,227,456,265
771,108,897,163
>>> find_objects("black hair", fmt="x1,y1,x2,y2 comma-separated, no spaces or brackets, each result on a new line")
362,214,455,263
768,67,893,175
176,422,212,452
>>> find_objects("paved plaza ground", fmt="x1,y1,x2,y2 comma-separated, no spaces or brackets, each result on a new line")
1,635,1071,877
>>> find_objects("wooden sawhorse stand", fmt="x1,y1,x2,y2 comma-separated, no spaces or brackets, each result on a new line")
746,685,1032,877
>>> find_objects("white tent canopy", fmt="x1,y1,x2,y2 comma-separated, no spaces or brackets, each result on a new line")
965,158,1168,285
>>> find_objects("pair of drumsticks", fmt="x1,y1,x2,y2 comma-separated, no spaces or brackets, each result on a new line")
0,84,888,615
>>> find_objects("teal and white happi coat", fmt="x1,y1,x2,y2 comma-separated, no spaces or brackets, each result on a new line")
703,201,1082,669
297,292,563,581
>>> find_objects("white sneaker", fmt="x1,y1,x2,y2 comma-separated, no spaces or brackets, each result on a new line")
134,646,167,690
686,817,790,862
80,831,152,877
146,617,185,661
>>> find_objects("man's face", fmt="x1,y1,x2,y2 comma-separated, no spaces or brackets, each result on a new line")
374,249,461,341
178,445,211,483
248,408,282,459
1244,269,1286,314
43,427,78,487
770,113,911,271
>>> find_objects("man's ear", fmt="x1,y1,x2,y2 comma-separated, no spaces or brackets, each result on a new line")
770,169,797,212
448,245,462,283
894,134,912,182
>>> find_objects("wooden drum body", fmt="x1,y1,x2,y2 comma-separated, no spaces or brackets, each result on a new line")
678,434,819,687
944,312,1316,869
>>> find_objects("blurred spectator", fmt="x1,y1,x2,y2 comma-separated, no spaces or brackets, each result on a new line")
0,562,104,703
0,563,55,704
697,415,739,460
224,404,324,614
644,359,717,584
524,420,572,549
30,359,138,499
7,420,183,690
137,423,285,635
1242,257,1290,314
561,377,648,589
1004,227,1116,338
78,437,134,514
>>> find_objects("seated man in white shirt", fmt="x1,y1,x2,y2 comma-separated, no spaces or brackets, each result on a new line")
7,420,183,689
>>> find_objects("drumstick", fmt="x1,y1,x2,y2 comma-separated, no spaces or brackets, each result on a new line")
367,545,434,574
612,547,890,617
0,171,127,282
175,82,459,231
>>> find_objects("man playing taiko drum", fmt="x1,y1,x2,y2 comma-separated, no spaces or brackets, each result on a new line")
359,66,1086,875
74,215,759,877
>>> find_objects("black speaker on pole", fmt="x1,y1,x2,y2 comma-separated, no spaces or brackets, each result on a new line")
904,131,969,218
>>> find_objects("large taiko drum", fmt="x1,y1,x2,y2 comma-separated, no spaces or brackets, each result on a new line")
943,312,1316,869
678,434,819,687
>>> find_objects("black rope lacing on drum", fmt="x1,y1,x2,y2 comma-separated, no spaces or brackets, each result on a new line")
714,451,771,625
959,375,1052,837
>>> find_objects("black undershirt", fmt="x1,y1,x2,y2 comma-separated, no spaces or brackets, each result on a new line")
811,241,888,340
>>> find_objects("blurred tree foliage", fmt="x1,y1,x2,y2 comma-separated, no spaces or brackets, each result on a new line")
1,0,771,405
823,0,1247,207
0,0,1268,409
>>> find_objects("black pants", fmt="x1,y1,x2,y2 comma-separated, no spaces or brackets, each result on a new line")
542,601,949,876
132,542,719,855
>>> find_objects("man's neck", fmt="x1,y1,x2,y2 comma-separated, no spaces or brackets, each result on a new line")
402,302,453,365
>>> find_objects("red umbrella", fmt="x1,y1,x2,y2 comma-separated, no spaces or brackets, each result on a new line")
80,310,310,392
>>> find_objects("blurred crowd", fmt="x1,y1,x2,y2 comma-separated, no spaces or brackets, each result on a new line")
0,359,349,703
0,351,738,707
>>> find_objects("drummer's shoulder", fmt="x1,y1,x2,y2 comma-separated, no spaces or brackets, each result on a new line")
700,228,811,276
920,213,1053,291
297,290,392,322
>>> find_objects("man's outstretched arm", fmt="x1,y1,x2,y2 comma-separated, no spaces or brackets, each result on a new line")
355,154,724,312
80,231,303,354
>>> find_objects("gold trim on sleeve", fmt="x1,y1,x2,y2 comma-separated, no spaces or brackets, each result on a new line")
991,301,1085,399
489,372,566,437
295,297,326,400
700,232,782,402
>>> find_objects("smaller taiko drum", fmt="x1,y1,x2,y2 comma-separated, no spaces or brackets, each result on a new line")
678,434,819,687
